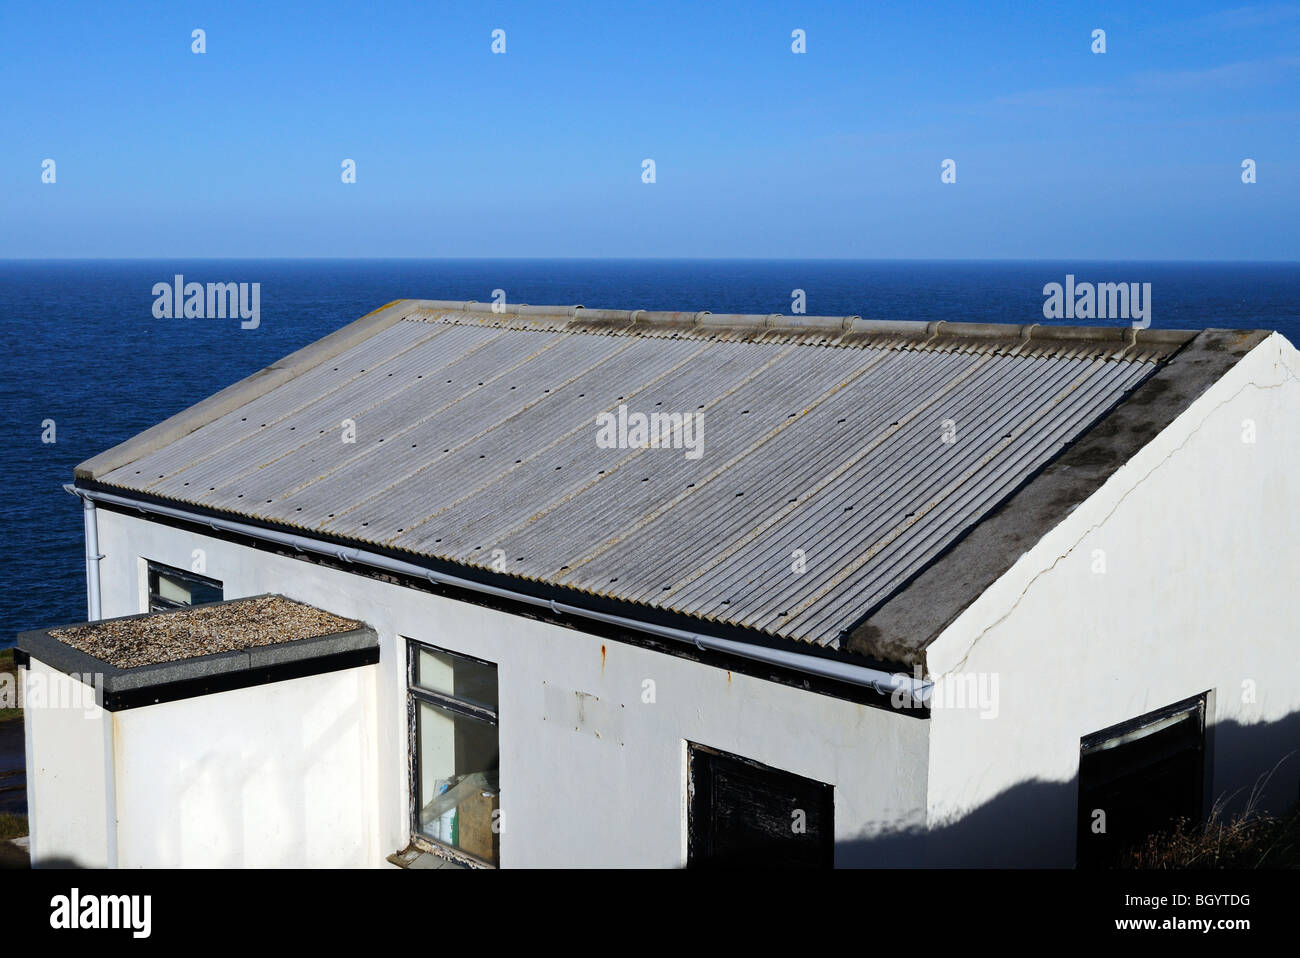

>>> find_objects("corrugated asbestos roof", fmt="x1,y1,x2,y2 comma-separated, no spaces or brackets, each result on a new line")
80,300,1199,655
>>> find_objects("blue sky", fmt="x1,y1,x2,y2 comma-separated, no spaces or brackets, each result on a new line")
1,0,1297,259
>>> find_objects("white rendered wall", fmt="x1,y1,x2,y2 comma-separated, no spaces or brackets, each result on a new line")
923,333,1300,866
112,665,380,867
25,657,114,868
92,508,929,867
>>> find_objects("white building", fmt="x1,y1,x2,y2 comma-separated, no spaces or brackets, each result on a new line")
18,300,1300,868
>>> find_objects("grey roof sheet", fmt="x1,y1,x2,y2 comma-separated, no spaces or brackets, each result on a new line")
84,300,1201,654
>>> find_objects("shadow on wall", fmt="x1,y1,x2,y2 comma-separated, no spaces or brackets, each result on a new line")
839,777,1080,868
1212,712,1300,817
835,712,1300,868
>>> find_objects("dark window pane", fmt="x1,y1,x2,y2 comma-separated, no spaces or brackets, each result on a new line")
147,562,223,610
187,580,223,605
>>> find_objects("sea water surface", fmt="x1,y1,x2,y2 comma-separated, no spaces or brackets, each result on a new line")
2,259,1298,646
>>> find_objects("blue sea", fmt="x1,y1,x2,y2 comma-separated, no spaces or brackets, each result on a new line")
2,259,1298,648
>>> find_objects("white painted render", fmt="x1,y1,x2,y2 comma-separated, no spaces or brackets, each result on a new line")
24,658,114,868
923,333,1300,866
111,666,380,867
23,653,380,868
84,507,930,867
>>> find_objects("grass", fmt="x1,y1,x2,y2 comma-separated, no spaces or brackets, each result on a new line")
0,813,28,869
1120,763,1300,869
0,650,27,868
0,649,18,724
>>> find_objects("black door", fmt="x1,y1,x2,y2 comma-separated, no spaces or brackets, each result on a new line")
1076,693,1207,867
688,743,834,868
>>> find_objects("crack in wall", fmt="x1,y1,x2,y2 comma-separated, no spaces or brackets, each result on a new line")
940,345,1300,677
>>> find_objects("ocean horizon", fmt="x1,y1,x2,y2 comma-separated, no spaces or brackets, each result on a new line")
4,258,1299,646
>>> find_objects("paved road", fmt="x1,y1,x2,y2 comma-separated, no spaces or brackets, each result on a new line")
0,720,25,816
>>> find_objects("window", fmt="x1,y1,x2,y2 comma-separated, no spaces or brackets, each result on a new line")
687,742,834,868
407,640,499,866
146,561,223,613
1076,692,1208,868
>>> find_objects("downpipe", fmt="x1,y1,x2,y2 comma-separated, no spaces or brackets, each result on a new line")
64,484,103,620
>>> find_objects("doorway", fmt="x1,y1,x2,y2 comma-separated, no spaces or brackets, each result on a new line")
1076,692,1208,867
687,743,834,868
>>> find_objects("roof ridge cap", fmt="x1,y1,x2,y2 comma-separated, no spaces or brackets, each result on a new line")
409,300,1199,348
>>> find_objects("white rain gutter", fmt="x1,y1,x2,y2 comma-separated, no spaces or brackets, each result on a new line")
67,484,932,706
65,483,104,620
